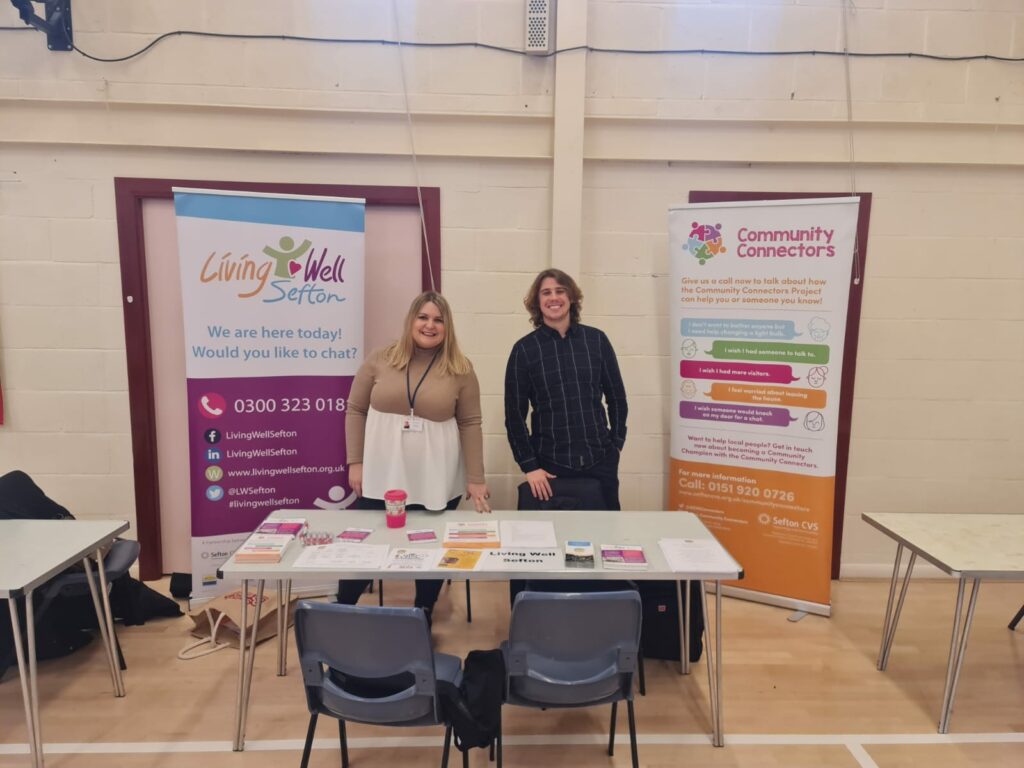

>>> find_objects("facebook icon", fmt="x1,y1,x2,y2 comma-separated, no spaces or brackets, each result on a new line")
203,428,222,444
205,448,222,462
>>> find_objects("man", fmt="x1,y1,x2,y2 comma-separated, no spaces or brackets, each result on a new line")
504,269,628,510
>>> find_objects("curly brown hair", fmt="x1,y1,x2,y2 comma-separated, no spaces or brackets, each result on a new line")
524,269,583,328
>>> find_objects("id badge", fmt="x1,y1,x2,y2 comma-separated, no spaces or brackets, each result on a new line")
402,416,424,433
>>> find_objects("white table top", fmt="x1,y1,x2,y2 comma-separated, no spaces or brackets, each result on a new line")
862,512,1024,579
218,508,743,582
0,519,130,598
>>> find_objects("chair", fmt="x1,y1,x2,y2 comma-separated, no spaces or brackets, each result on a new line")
1010,604,1024,631
502,590,643,768
293,600,463,768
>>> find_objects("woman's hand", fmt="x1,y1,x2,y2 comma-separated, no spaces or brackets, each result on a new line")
466,482,492,514
525,469,557,501
348,463,363,498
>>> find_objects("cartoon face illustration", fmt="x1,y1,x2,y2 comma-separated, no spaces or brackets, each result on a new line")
680,379,698,399
803,411,826,432
681,338,698,359
808,317,831,342
807,366,828,388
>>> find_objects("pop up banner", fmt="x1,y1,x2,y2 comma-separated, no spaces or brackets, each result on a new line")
174,189,365,599
668,198,859,614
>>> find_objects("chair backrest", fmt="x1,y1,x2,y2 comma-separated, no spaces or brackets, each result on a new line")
293,600,440,725
506,590,642,706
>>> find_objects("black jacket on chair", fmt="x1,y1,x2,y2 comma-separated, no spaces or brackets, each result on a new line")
515,478,605,512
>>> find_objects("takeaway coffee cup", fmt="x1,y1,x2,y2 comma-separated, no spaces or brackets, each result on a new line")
384,489,407,529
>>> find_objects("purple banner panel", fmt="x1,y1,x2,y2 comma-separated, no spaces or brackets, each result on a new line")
680,360,799,384
187,375,352,537
680,401,797,427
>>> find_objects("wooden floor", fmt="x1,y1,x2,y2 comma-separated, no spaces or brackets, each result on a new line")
1,579,1022,767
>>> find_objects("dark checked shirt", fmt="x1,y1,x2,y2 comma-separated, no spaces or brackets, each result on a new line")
504,323,628,472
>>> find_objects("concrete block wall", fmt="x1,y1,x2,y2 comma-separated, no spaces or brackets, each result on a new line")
1,0,1021,575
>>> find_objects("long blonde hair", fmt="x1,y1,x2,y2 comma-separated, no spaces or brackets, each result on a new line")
383,291,472,376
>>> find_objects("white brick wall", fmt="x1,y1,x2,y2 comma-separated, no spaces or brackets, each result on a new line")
0,0,1021,576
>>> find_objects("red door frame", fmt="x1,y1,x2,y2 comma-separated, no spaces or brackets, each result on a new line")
114,178,441,579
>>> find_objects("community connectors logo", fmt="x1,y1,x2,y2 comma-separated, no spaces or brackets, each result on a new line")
684,222,727,266
199,235,347,306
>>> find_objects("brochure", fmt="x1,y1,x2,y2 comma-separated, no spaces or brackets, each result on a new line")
406,528,438,543
443,521,500,548
383,547,444,571
564,540,595,569
338,527,373,542
234,533,297,564
255,517,307,536
499,520,557,549
437,549,483,570
658,538,738,575
600,544,648,569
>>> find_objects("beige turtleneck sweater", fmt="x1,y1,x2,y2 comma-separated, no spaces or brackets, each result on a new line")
345,347,485,483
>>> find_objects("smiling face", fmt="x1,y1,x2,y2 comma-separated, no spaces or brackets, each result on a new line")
411,301,446,350
537,277,571,328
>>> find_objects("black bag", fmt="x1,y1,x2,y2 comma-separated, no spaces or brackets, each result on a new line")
438,649,505,752
638,580,705,663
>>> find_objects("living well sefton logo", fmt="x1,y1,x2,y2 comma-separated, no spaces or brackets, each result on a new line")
199,235,348,305
684,222,727,266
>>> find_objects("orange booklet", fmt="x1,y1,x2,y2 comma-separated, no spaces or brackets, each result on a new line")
437,549,483,570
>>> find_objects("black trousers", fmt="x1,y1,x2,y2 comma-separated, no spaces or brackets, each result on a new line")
539,447,621,511
336,495,460,610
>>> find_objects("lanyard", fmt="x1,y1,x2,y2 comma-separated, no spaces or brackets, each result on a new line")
406,350,440,416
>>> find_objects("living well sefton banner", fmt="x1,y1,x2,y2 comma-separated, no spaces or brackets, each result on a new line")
669,198,859,614
174,189,365,599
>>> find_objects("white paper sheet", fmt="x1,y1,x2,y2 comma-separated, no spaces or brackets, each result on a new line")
475,548,561,572
383,547,444,571
658,538,738,574
291,542,390,570
498,520,557,549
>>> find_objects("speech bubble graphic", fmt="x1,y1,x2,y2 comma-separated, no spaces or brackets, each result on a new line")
705,340,830,365
704,382,827,409
680,360,799,384
681,318,802,340
680,401,798,427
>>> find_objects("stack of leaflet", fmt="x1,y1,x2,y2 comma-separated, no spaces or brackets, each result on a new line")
443,521,500,548
600,544,648,570
235,517,307,563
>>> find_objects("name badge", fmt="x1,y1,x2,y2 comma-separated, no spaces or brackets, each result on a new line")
402,416,425,433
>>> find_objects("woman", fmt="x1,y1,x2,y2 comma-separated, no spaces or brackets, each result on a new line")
338,291,491,621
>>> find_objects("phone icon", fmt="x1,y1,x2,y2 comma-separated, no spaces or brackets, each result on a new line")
198,392,226,419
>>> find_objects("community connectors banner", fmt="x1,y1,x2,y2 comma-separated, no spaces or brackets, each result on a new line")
174,189,365,599
669,198,859,613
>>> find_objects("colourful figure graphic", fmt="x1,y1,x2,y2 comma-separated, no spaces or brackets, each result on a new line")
263,235,312,279
807,366,828,388
683,222,726,265
681,338,698,359
808,317,831,342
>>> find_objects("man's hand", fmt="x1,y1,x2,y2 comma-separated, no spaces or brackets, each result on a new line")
348,463,363,498
466,482,492,514
525,469,557,501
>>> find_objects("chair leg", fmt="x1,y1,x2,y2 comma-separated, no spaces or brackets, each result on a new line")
627,700,639,768
339,718,349,768
442,724,453,768
378,579,384,607
300,712,317,768
1009,603,1024,630
465,580,472,623
608,701,617,756
637,651,645,696
114,628,127,671
462,746,469,768
496,709,502,768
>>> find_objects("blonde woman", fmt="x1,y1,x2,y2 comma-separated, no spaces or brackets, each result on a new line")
338,291,490,619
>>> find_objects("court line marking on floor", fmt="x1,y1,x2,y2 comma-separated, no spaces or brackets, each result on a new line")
1,731,1022,755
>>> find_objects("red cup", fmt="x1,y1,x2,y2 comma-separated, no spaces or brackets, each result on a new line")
384,489,407,529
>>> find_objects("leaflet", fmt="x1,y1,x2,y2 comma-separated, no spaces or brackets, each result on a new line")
291,542,390,570
383,547,444,571
499,520,557,549
658,538,739,575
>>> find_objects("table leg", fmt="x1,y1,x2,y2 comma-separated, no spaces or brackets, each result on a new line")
233,580,265,751
878,547,917,671
81,556,123,697
938,577,981,734
276,580,286,677
699,581,723,747
676,580,690,675
94,548,126,697
25,593,44,766
9,597,42,768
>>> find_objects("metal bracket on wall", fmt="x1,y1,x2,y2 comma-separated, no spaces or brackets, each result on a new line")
9,0,74,52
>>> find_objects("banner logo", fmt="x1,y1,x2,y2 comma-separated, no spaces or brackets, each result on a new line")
684,222,727,265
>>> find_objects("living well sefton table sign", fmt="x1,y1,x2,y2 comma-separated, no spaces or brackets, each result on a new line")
218,508,743,750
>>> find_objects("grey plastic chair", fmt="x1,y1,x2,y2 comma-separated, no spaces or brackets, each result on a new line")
293,600,463,768
503,590,643,768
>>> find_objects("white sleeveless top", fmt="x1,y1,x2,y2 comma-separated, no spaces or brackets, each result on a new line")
360,406,465,511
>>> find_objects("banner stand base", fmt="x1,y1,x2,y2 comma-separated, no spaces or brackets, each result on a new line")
715,584,831,618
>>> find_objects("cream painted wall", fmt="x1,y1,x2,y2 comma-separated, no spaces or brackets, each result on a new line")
0,0,1021,576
